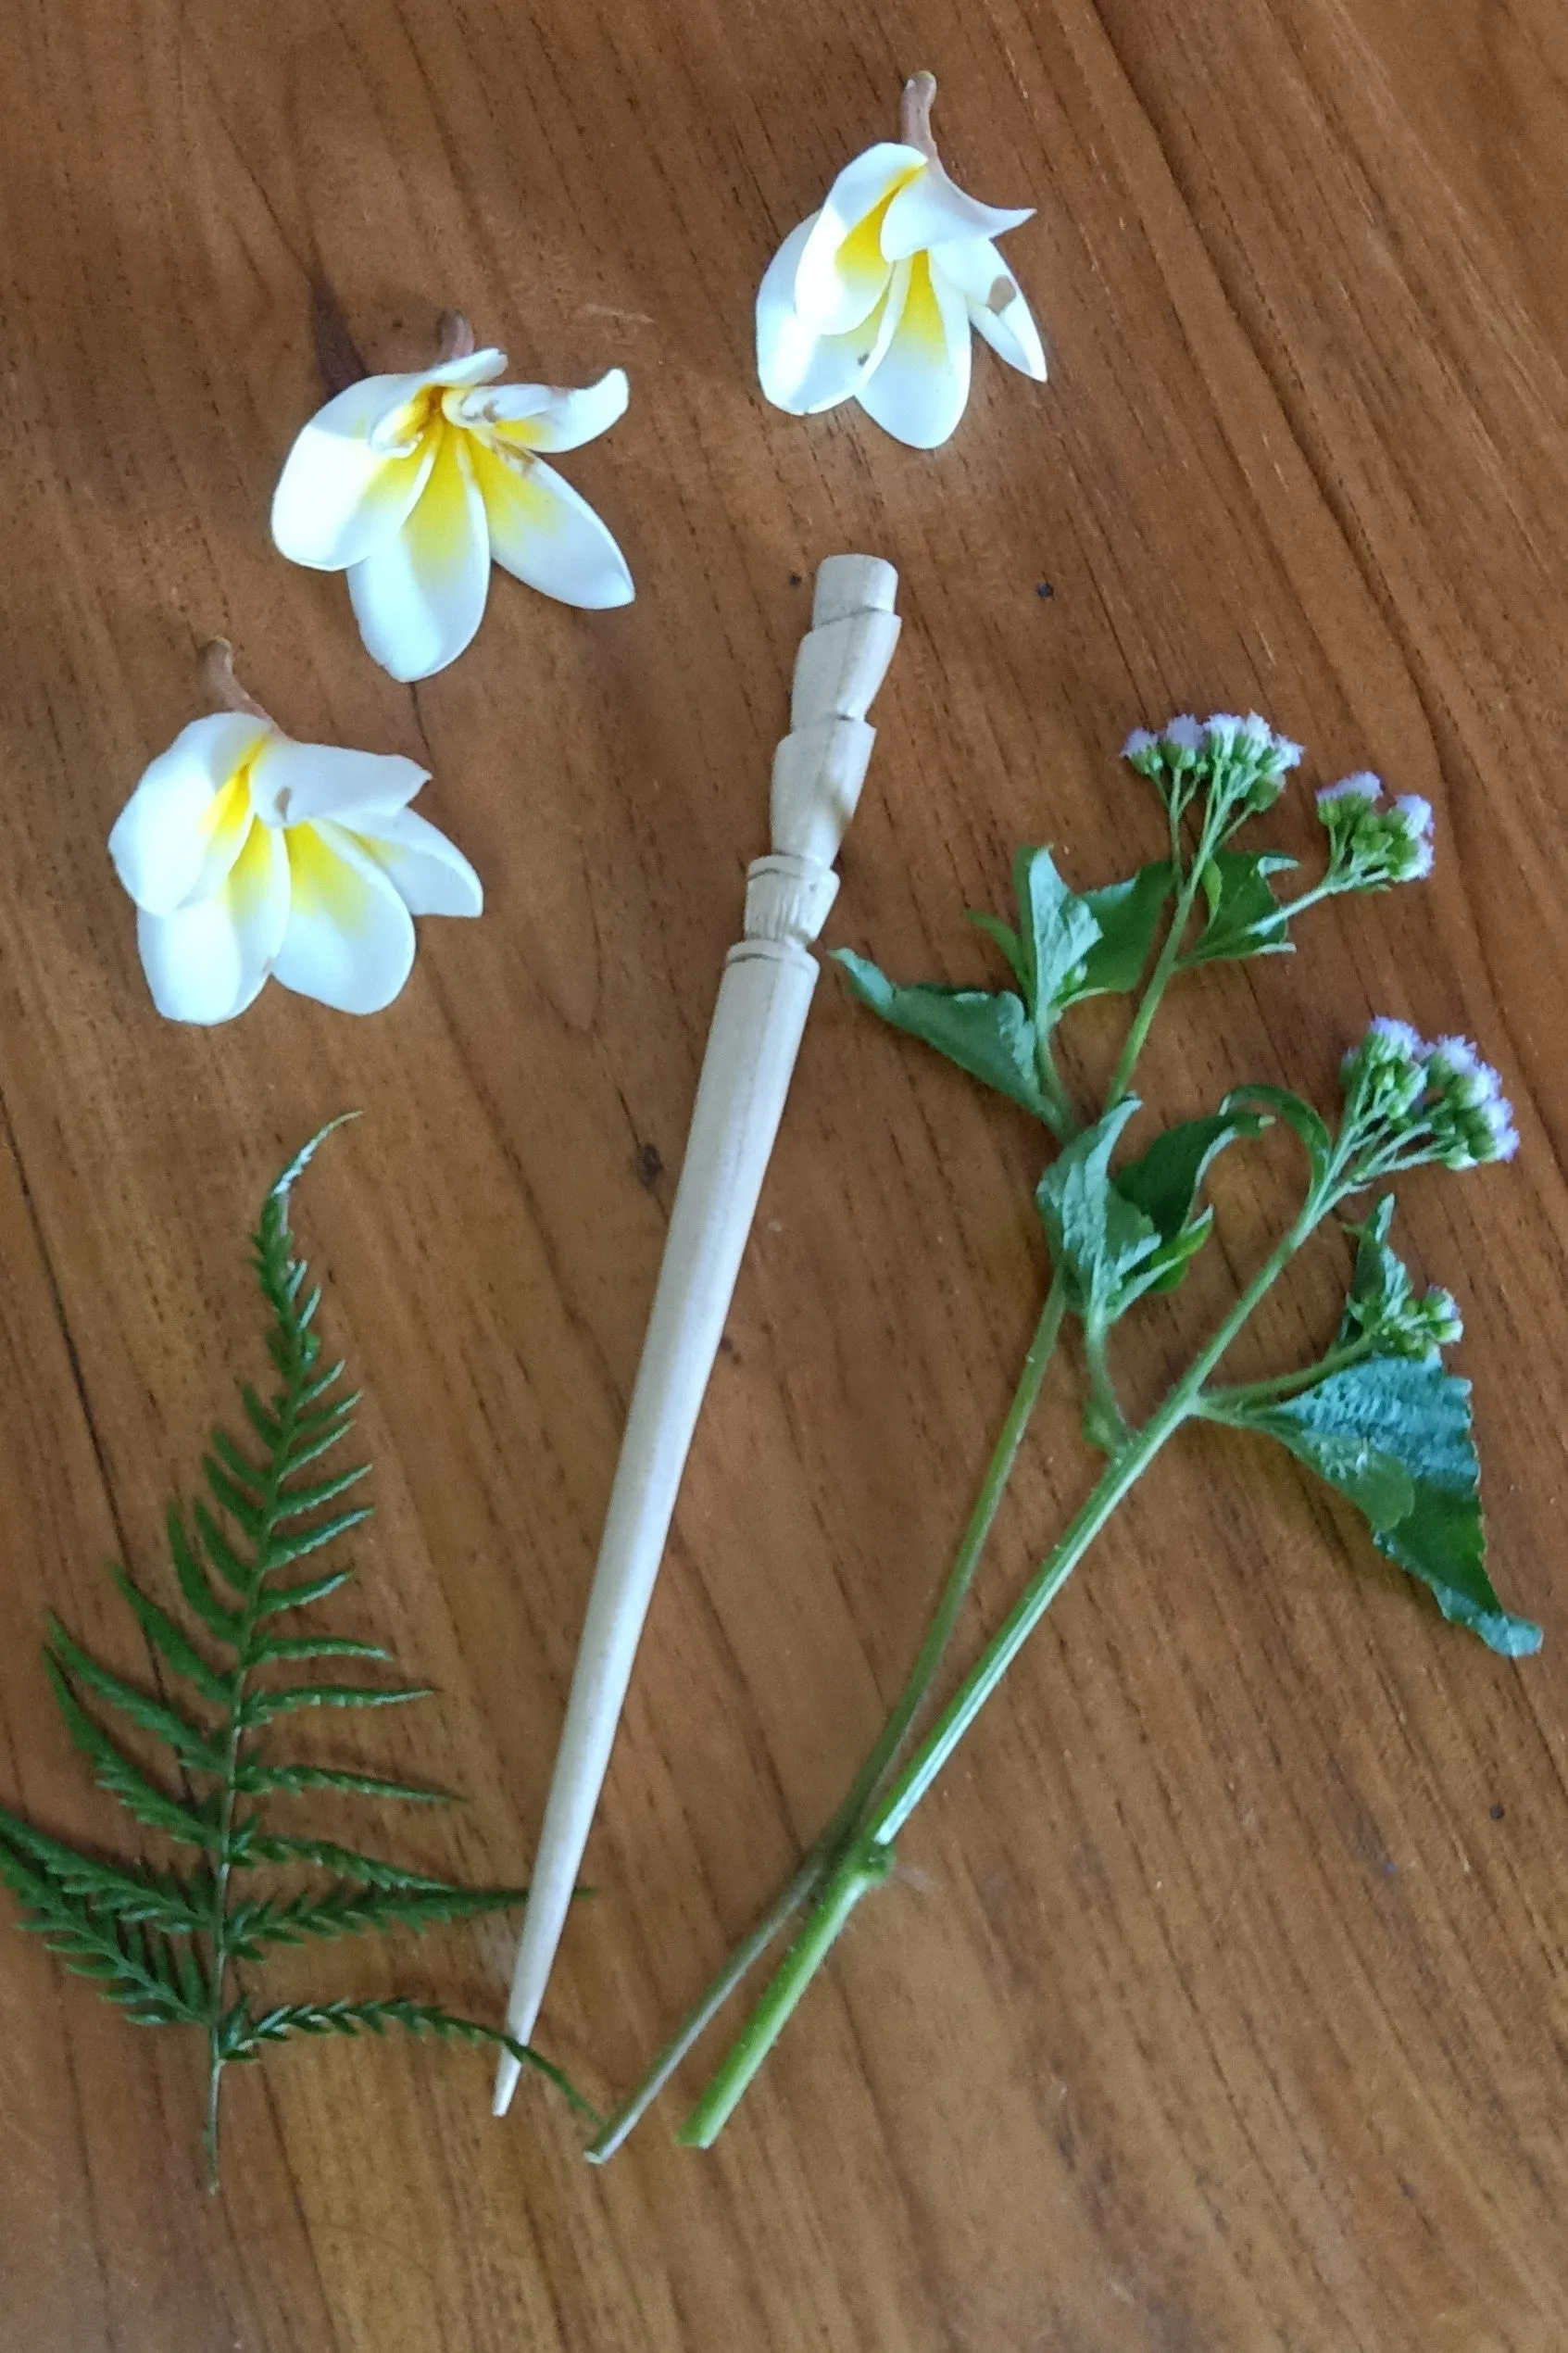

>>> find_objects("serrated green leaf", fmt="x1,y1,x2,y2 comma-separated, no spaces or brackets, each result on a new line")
229,1997,599,2121
168,1507,243,1647
239,1681,430,1729
232,1760,453,1804
194,1501,253,1597
46,1620,225,1774
834,951,1052,1123
273,1462,372,1523
108,1567,231,1708
1184,850,1297,965
241,1384,283,1450
265,1507,373,1572
209,1427,267,1497
203,1457,266,1542
44,1657,221,1849
1035,1100,1162,1323
256,1567,355,1617
238,1833,470,1889
247,1634,390,1667
0,1838,207,2020
282,1405,359,1477
1010,846,1103,1023
229,1879,526,1952
1073,862,1175,1000
0,1811,207,1931
1217,1357,1541,1657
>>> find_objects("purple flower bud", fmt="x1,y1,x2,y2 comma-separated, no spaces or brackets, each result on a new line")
1422,1287,1464,1346
1479,1098,1521,1161
1162,715,1204,755
1393,793,1434,838
1203,713,1244,751
1264,732,1305,774
1123,727,1160,764
1429,1037,1501,1104
1317,772,1382,809
1366,1015,1427,1061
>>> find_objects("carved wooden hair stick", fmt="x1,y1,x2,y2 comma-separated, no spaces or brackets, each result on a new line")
494,555,902,2113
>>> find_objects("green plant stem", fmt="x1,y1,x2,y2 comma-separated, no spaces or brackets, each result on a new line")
1199,1335,1374,1416
202,1325,306,2192
677,1192,1326,2146
1104,810,1219,1107
585,1275,1071,2163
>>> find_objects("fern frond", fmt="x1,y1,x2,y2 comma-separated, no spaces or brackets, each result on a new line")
226,1998,602,2124
246,1634,390,1667
232,1760,453,1804
108,1568,231,1707
0,1811,208,1930
44,1656,220,1850
46,1621,225,1773
277,1403,361,1477
226,1879,526,1955
272,1463,373,1521
192,1502,252,1598
264,1509,375,1572
237,1833,477,1890
238,1681,431,1729
203,1455,267,1541
0,1117,597,2187
208,1427,267,1496
0,1836,208,2021
167,1507,243,1647
255,1567,354,1617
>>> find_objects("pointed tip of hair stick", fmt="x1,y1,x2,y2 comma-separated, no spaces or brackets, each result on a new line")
492,2050,522,2116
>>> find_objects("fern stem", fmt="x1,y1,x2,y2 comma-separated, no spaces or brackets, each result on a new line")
203,1213,313,2194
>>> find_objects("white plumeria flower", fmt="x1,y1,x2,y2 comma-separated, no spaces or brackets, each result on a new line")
108,654,483,1025
271,319,633,682
757,73,1046,449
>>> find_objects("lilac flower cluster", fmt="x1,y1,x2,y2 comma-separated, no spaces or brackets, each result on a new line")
1123,711,1304,820
1315,772,1435,887
1340,1021,1520,1172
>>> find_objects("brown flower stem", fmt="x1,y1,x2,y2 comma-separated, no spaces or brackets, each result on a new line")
900,71,939,159
200,639,274,727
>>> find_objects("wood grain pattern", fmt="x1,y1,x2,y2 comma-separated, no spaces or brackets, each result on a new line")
1,1,1565,2345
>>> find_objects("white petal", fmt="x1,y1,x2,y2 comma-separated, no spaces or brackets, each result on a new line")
346,805,483,916
451,368,629,453
757,215,825,409
346,425,491,681
880,170,1032,261
270,352,506,572
108,714,270,916
272,822,416,1015
250,736,429,826
932,237,1047,380
856,253,972,449
470,444,633,609
792,142,924,335
759,236,911,415
135,821,289,1025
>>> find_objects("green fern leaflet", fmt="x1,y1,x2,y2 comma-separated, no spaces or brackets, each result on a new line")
0,1120,596,2189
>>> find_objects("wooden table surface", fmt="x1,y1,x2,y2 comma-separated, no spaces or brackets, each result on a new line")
3,0,1566,2346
